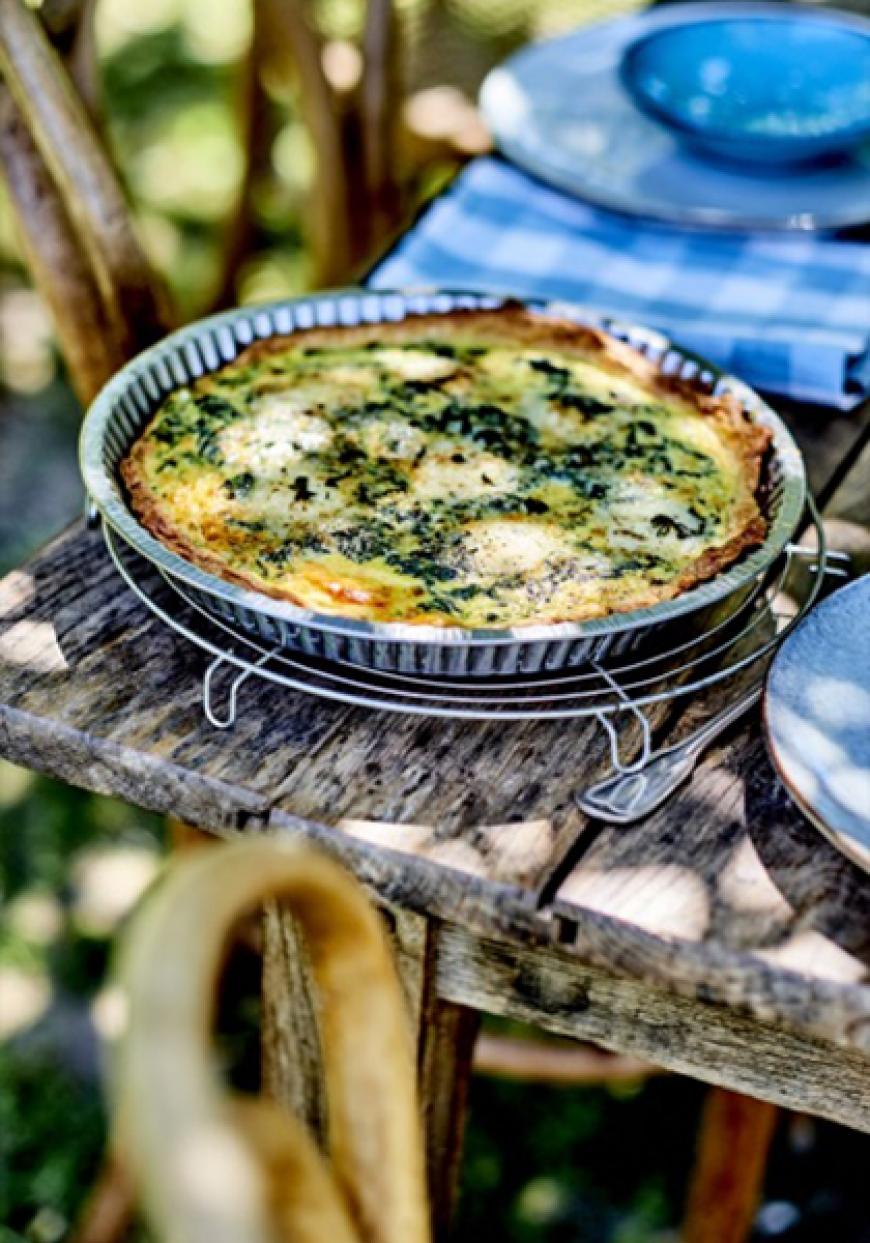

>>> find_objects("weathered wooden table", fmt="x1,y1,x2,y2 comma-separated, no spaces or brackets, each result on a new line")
1,387,869,1234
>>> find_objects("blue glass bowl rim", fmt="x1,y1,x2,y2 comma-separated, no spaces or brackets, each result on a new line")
620,7,870,148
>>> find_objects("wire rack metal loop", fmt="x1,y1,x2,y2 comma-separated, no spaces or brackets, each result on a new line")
592,661,653,773
203,648,280,730
101,497,830,742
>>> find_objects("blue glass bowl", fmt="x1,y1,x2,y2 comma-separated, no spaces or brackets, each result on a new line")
621,8,870,166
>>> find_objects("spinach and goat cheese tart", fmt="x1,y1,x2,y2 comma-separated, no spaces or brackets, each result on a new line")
121,307,771,628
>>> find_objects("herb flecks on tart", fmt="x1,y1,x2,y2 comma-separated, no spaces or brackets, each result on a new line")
121,308,771,628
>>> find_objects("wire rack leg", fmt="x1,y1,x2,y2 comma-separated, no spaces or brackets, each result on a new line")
591,661,653,774
203,648,280,729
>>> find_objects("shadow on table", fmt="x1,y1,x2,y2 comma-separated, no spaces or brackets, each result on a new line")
746,758,870,969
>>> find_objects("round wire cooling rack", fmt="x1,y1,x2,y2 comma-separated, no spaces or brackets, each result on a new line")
101,498,845,777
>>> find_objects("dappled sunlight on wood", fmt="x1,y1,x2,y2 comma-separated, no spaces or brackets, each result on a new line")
340,817,486,875
557,864,710,940
717,836,792,919
755,930,868,985
746,773,870,968
338,817,554,884
0,570,36,616
0,619,68,672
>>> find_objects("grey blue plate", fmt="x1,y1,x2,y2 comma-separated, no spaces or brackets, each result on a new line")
765,574,870,872
479,3,870,232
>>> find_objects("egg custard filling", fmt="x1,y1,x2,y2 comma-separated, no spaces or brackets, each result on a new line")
121,308,771,628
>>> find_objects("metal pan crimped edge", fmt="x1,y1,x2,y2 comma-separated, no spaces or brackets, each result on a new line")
79,288,807,676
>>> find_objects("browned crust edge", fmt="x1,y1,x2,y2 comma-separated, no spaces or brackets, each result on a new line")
120,306,773,629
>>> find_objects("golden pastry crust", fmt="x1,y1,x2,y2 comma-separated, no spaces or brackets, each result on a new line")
121,305,771,628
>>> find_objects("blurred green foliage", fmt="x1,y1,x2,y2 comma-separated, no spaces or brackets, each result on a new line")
0,1050,106,1243
0,765,164,1242
0,1053,157,1243
458,1074,685,1242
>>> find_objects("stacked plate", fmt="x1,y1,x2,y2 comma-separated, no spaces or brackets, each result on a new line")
479,2,870,232
766,574,870,874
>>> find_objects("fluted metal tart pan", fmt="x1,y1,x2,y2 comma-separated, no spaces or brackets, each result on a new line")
80,288,806,676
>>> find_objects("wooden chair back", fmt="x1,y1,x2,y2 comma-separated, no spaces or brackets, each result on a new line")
113,839,430,1243
254,0,402,284
0,0,168,404
0,0,403,410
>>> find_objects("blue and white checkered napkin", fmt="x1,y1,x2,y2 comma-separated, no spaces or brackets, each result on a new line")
370,157,870,410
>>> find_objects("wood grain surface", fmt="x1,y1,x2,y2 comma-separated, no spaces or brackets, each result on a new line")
434,926,870,1132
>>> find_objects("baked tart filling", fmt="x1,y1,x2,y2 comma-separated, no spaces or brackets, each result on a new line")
121,308,771,628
